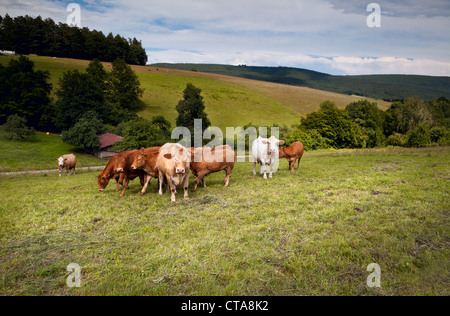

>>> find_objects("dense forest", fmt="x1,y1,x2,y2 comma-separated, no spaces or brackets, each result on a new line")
0,15,147,65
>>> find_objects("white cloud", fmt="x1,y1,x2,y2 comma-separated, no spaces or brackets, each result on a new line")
1,0,449,76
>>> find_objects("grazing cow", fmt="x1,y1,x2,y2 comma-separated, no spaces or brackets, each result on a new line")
279,141,304,172
156,143,190,202
130,147,161,195
252,136,285,179
97,150,146,196
56,154,76,177
190,145,236,190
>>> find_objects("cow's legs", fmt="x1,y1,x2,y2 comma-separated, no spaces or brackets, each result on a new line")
224,167,232,187
158,173,165,195
297,157,302,169
183,172,190,200
193,170,207,190
141,175,152,195
253,162,257,175
263,164,268,179
165,175,176,202
269,163,274,178
120,177,130,197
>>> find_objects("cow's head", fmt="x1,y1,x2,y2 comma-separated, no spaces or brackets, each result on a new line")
262,136,285,155
164,147,190,174
97,174,110,192
279,147,286,158
56,157,66,169
131,152,146,170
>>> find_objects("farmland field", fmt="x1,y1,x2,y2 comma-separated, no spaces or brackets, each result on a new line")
0,146,448,296
0,56,391,131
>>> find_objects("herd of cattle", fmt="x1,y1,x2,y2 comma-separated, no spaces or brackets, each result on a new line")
56,136,304,202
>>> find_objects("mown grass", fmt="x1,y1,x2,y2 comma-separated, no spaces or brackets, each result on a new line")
0,132,106,172
0,146,448,296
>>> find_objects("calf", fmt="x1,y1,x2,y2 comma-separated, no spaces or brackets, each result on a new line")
279,141,304,172
56,154,76,177
97,150,146,196
130,147,161,195
156,143,190,202
190,145,236,190
252,136,284,179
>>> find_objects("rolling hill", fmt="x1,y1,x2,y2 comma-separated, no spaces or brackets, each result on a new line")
151,63,450,101
1,56,391,130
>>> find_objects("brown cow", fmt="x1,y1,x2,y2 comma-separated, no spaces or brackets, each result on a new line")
130,147,161,195
156,143,190,202
97,150,146,196
279,141,304,172
56,154,76,177
190,145,236,190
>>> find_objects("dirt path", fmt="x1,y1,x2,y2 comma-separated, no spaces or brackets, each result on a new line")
0,166,105,176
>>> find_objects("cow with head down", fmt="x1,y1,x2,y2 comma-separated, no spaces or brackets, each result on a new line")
97,150,146,196
156,143,190,202
56,153,76,177
252,136,285,179
279,141,304,172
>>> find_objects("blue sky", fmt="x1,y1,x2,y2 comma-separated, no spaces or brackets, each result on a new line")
1,0,450,76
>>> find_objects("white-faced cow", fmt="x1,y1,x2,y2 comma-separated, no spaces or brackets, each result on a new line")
252,136,285,179
156,143,191,202
56,154,76,177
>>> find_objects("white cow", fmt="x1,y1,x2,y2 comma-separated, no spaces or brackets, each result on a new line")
252,136,285,179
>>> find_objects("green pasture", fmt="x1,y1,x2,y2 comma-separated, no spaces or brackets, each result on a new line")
0,146,448,295
0,132,106,172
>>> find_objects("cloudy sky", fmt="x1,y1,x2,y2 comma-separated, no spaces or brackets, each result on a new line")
1,0,450,76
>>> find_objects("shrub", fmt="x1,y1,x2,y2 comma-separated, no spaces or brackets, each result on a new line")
1,114,35,140
406,125,431,148
386,133,407,147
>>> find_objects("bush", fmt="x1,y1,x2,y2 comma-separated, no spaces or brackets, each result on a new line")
386,133,407,147
61,111,107,149
112,117,164,151
288,128,331,151
406,125,431,148
1,114,35,140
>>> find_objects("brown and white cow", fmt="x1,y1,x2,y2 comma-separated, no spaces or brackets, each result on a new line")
56,153,76,177
279,141,304,172
97,150,146,196
190,145,236,190
130,147,161,195
156,143,190,202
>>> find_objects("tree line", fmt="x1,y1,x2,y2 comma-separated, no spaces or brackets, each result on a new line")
277,97,450,150
0,55,206,151
1,55,448,151
0,15,147,65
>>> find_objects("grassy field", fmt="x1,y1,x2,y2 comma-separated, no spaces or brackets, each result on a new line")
0,146,448,296
0,56,391,130
0,132,106,172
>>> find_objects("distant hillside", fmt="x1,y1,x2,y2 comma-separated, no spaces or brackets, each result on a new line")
151,63,450,101
0,56,390,130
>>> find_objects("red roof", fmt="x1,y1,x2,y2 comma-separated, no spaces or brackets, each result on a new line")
98,133,124,149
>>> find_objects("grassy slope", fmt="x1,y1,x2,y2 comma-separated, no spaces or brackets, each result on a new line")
152,63,450,101
0,56,391,130
0,132,106,172
0,146,448,295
